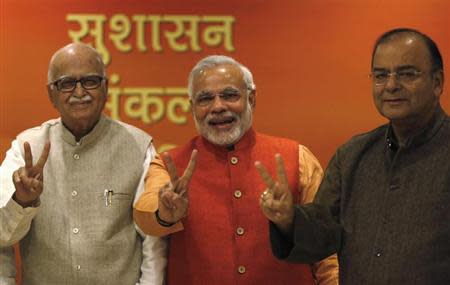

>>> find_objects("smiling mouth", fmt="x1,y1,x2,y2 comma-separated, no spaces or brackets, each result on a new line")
208,117,236,128
69,101,91,109
384,98,407,104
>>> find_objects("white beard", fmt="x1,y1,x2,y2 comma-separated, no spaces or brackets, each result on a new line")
194,102,253,146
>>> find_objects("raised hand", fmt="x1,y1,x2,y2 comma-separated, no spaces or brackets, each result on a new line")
12,141,51,208
255,153,294,236
157,149,198,224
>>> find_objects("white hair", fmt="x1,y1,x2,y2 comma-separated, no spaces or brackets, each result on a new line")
187,55,256,99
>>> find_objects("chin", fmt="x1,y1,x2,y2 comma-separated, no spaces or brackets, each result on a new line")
69,113,94,123
205,129,242,146
379,106,410,121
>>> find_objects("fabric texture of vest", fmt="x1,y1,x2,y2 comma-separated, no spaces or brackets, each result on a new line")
167,129,315,285
17,116,151,285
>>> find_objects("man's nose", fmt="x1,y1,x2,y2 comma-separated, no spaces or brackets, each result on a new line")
384,74,401,92
210,95,226,112
73,81,85,96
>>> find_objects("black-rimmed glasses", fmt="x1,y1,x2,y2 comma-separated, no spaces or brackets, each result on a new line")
49,75,106,92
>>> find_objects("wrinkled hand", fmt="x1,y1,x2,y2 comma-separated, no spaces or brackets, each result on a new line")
12,141,51,208
255,153,294,236
157,149,198,224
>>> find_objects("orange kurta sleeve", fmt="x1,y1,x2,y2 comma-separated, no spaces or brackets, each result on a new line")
298,145,339,285
133,154,184,237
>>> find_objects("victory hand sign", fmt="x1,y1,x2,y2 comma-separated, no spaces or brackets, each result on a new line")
255,153,294,236
12,141,51,208
157,149,198,224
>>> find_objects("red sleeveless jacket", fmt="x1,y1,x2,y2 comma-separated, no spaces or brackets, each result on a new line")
166,129,315,285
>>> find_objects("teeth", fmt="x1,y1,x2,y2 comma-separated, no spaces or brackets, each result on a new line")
210,118,233,123
210,118,234,125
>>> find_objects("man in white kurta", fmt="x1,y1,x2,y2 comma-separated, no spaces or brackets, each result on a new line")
0,43,166,285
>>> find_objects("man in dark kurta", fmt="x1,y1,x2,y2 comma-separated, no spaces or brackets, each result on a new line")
264,28,449,284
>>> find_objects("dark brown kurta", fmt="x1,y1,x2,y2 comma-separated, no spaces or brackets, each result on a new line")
271,106,450,285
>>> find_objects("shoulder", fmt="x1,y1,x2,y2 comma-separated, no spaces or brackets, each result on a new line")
13,119,60,157
256,132,298,145
107,117,152,141
338,124,387,154
255,132,299,152
442,114,450,126
16,118,61,141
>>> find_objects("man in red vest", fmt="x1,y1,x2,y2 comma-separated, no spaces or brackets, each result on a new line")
134,55,338,284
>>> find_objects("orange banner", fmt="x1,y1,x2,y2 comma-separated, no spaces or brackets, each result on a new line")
0,0,449,164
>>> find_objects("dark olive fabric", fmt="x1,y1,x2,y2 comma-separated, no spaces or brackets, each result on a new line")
271,106,450,285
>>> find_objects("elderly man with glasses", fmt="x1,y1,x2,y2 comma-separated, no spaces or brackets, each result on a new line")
0,43,167,285
263,28,449,284
133,55,338,285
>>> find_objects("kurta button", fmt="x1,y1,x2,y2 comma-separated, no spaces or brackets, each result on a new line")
237,265,246,274
230,156,238,165
71,190,78,197
375,252,382,257
234,190,242,198
236,227,245,236
76,265,81,271
73,228,79,234
389,184,399,191
73,154,80,160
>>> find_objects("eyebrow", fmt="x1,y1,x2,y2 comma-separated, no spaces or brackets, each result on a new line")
395,65,420,71
195,90,213,97
195,87,240,97
220,87,240,94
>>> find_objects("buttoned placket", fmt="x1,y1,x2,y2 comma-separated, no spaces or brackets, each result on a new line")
71,141,83,280
227,151,249,279
369,145,404,280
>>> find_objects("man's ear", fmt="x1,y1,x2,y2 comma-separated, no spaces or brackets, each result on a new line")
248,89,256,109
189,99,194,115
433,69,444,99
47,85,57,108
103,77,109,94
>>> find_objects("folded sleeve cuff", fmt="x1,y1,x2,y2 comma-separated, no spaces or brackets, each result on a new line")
0,198,38,246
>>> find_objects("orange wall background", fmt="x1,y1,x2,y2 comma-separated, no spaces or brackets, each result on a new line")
1,0,449,165
0,0,449,283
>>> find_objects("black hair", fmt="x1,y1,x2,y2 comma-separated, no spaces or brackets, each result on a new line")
371,28,443,72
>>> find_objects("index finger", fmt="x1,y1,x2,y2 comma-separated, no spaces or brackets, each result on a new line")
254,161,275,189
162,152,179,183
275,154,288,186
180,149,198,183
35,141,51,169
23,142,33,169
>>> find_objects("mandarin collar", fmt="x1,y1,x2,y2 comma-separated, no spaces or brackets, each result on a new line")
61,115,109,147
385,105,447,151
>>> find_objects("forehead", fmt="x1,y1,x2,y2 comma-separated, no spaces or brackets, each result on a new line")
50,47,104,80
192,64,245,94
373,35,432,70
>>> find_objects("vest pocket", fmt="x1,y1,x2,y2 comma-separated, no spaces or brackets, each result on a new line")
97,190,133,207
111,192,133,200
85,191,134,241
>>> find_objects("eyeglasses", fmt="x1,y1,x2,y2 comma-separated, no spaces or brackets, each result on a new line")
49,75,106,92
369,70,423,85
193,90,242,107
